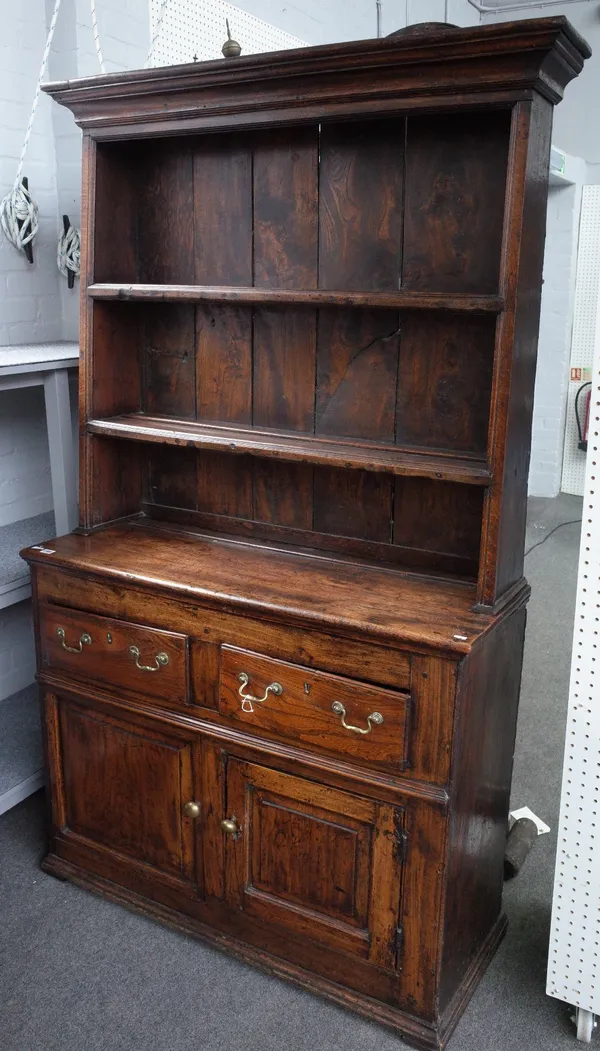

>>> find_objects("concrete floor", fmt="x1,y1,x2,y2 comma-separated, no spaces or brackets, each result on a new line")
0,495,585,1051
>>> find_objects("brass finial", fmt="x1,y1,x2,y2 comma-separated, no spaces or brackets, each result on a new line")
222,19,241,58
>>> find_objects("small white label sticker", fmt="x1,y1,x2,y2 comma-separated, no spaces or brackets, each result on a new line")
30,545,55,554
510,805,550,835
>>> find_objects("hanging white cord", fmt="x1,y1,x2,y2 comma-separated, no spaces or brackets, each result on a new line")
0,0,63,255
145,0,172,68
55,0,103,281
90,0,106,74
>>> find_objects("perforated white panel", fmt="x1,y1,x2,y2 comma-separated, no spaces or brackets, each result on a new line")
547,265,600,1024
149,0,306,67
562,187,600,497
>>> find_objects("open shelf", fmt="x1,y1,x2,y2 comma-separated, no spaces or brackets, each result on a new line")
0,684,43,815
87,283,505,314
87,414,491,485
0,511,56,610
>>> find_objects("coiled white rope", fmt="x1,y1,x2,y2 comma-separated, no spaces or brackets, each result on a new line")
57,224,81,279
0,182,39,256
0,0,63,258
145,0,172,67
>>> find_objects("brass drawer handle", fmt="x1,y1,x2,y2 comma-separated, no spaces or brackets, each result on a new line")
331,701,384,735
183,801,200,819
238,672,282,713
56,627,91,653
129,645,169,672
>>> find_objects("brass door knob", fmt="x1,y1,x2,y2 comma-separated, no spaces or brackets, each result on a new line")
183,801,200,819
221,816,239,835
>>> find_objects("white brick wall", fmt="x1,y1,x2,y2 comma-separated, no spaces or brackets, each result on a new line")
0,0,63,346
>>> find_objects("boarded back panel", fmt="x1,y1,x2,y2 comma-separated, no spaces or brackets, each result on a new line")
147,445,198,509
396,314,495,455
196,305,252,425
319,121,404,291
193,137,252,285
313,468,393,544
137,145,194,284
142,305,196,419
253,127,318,289
253,461,314,529
253,309,316,432
394,478,483,561
196,450,253,519
316,308,400,442
402,112,510,294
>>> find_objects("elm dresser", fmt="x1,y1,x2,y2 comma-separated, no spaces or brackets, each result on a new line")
22,17,589,1050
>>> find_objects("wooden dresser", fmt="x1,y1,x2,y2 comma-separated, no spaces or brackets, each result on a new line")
23,17,589,1050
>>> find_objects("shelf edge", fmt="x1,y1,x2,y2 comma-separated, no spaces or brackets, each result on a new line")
87,416,492,486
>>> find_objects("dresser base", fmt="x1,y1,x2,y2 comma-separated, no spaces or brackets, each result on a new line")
42,852,507,1051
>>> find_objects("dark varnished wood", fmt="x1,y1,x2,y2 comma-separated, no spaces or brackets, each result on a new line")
28,20,589,1051
439,609,527,1011
396,314,495,455
319,120,403,291
48,691,200,888
479,95,554,606
142,304,195,419
87,284,504,312
86,414,491,484
40,604,189,708
43,18,589,135
35,569,414,692
316,309,400,442
136,144,194,284
23,522,499,654
193,136,252,285
38,667,446,807
402,112,510,295
224,758,402,966
219,645,411,775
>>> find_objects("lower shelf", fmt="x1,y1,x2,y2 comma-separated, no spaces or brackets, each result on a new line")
0,511,55,610
0,684,43,816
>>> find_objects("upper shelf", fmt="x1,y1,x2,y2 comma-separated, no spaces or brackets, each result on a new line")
87,414,491,485
87,284,504,314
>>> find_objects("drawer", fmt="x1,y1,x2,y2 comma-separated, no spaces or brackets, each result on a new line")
219,645,411,774
40,605,188,706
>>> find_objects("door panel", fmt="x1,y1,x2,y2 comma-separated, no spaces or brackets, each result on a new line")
224,757,403,969
53,693,200,890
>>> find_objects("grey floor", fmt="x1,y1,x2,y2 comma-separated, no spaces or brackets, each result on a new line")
0,495,585,1051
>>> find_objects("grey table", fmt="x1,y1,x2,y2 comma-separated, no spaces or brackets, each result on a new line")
0,343,78,813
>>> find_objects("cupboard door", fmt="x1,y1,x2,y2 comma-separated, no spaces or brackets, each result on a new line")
50,693,201,892
223,758,403,969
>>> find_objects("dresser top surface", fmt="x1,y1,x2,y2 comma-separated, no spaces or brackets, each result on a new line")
22,520,525,655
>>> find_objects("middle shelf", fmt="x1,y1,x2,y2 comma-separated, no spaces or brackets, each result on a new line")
87,284,505,313
87,414,491,485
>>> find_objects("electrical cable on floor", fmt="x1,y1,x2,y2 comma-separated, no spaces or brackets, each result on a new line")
524,519,582,558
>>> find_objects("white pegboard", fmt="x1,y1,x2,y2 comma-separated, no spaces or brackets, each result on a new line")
562,186,600,496
149,0,306,67
547,262,600,1034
